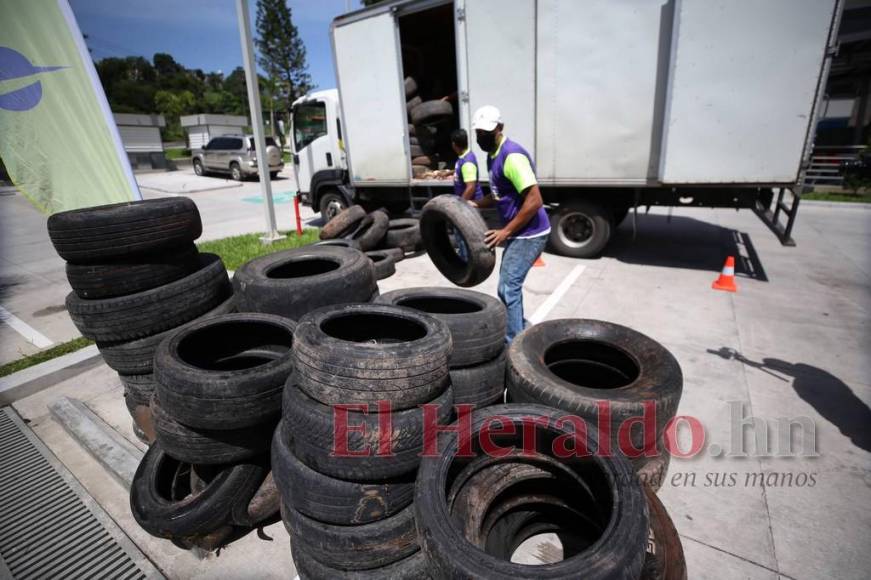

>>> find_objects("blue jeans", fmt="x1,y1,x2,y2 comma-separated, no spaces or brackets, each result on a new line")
498,234,548,343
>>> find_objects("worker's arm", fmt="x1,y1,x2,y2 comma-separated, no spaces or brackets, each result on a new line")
468,194,495,208
460,161,478,201
484,153,541,248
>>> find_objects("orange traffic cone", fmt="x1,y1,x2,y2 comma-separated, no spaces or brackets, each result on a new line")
712,256,738,292
534,255,546,267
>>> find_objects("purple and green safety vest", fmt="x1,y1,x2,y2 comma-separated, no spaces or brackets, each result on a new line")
487,138,551,238
454,149,483,199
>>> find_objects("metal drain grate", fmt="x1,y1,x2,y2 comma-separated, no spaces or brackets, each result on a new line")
0,407,162,579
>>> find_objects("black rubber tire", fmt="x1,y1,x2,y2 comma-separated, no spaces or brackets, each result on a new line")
347,211,389,251
364,250,397,281
291,543,428,580
98,295,236,376
271,424,414,525
48,197,202,264
376,287,505,368
293,303,451,410
449,349,506,407
151,394,277,465
282,381,453,481
547,200,613,259
642,484,687,580
283,502,418,571
193,159,205,176
66,253,231,342
320,204,365,239
634,440,671,493
231,471,281,528
506,319,683,460
154,313,296,430
270,171,279,180
121,373,156,408
380,247,405,263
420,195,495,287
410,144,424,158
311,238,362,251
410,100,453,125
230,162,243,181
66,244,201,299
406,96,423,115
233,246,377,321
130,442,266,539
404,76,418,98
409,135,419,146
414,404,649,579
383,218,421,252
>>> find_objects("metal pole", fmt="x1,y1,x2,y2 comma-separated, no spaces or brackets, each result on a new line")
235,0,283,243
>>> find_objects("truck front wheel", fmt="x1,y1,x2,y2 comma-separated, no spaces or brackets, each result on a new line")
319,190,349,222
548,200,613,259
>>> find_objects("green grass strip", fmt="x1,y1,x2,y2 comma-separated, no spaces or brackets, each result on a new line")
197,228,322,271
0,336,94,378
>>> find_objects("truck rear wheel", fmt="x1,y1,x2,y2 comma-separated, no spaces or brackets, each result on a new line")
548,200,612,258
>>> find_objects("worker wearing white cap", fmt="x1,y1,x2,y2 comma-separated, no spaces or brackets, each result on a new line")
470,105,550,343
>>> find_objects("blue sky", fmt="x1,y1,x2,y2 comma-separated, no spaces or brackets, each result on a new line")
68,0,355,90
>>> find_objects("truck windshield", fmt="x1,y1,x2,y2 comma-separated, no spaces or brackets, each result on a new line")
293,102,327,151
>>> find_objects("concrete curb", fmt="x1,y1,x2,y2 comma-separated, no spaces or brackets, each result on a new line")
0,344,102,405
801,200,871,209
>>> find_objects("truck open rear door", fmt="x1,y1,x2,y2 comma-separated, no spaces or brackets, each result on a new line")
332,9,409,185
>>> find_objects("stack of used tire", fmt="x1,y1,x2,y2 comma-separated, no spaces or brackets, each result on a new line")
506,319,683,491
414,404,686,579
130,313,296,549
273,303,454,578
377,287,507,408
317,205,422,281
232,244,378,318
47,198,235,442
404,76,455,178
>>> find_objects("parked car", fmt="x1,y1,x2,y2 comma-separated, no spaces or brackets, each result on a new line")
192,134,283,181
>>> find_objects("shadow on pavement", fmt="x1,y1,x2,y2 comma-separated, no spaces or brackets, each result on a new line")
708,347,871,453
606,214,769,282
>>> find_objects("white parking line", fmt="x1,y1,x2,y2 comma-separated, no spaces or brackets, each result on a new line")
0,305,53,348
529,264,586,324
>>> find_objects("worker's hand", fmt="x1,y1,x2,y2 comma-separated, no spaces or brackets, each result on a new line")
466,200,478,208
485,228,510,248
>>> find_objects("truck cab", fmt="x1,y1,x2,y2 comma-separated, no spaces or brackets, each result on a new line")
290,90,349,221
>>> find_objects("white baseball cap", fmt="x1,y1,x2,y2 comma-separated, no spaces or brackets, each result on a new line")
472,105,502,131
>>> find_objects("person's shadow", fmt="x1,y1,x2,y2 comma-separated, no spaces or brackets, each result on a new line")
708,347,871,453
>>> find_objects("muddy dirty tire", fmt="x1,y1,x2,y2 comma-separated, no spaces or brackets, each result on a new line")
449,350,506,407
233,246,376,321
272,425,414,525
65,244,201,299
98,295,236,375
283,502,418,571
384,218,421,252
282,382,452,480
151,395,276,465
506,319,683,456
154,313,296,430
348,211,389,251
291,544,428,580
420,195,495,287
130,442,266,539
634,441,671,493
48,198,202,264
293,303,452,410
641,484,687,580
364,250,397,280
320,205,366,239
312,238,362,251
414,404,649,580
404,76,417,98
410,100,453,125
232,472,281,528
406,96,423,115
380,247,405,263
376,287,505,368
120,373,156,408
66,253,231,342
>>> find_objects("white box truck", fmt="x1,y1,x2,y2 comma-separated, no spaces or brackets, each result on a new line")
290,0,842,258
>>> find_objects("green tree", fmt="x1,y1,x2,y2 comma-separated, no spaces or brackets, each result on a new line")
256,0,313,144
154,90,196,140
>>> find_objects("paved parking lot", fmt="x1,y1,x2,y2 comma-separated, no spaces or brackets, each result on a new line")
2,170,870,578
